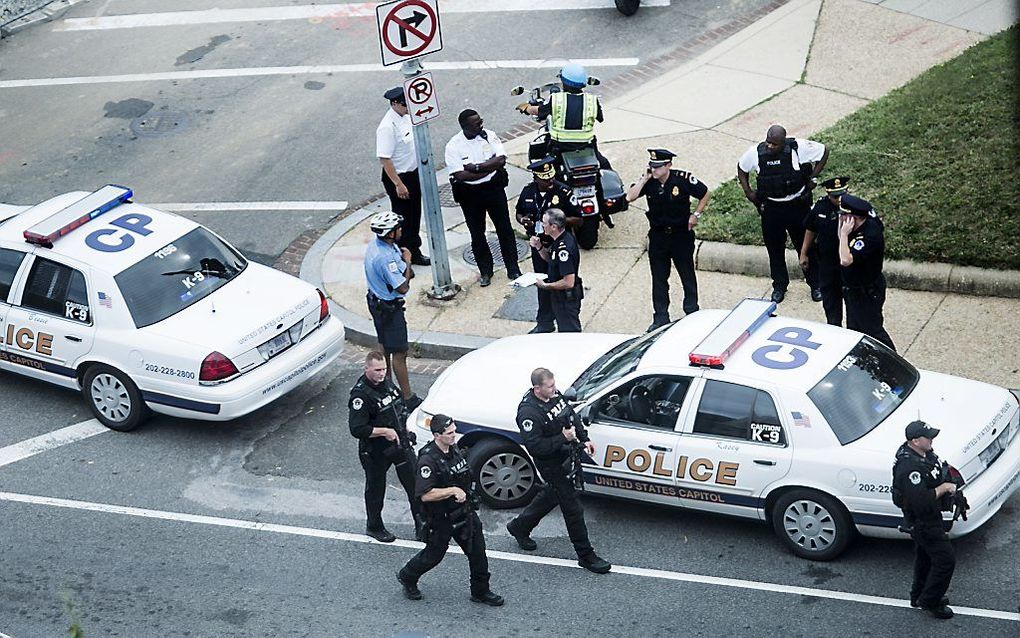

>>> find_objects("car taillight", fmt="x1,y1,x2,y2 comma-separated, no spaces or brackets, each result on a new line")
318,289,329,323
200,351,239,383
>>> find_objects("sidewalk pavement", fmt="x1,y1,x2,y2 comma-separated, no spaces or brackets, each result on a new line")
306,0,1019,390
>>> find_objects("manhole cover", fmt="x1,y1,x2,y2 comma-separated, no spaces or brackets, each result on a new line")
495,285,539,322
438,182,458,207
130,111,190,137
462,233,529,268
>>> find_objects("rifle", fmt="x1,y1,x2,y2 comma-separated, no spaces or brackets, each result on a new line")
382,398,416,467
942,462,969,522
560,402,586,492
448,481,481,553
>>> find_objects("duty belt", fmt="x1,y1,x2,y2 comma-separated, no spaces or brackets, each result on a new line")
650,225,688,234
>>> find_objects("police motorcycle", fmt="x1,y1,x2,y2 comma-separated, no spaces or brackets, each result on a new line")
510,78,628,246
615,0,640,16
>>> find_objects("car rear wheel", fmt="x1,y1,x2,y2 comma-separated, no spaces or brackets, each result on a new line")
771,489,853,561
467,438,538,509
82,364,148,432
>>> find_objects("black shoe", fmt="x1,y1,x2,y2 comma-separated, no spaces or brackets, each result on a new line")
578,555,612,574
507,269,523,280
923,605,954,619
646,319,669,333
404,394,423,412
397,572,422,600
528,325,555,335
911,596,949,608
770,288,786,303
411,253,431,266
810,288,823,302
479,274,492,287
506,521,537,551
366,527,396,543
470,591,505,607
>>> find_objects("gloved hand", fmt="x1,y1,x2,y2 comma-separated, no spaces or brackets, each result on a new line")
516,103,530,114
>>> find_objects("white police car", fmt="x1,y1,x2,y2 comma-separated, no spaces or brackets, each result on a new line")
410,298,1020,560
0,185,345,431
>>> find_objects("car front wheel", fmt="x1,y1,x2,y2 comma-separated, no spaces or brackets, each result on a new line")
771,489,853,561
466,438,538,509
82,364,148,432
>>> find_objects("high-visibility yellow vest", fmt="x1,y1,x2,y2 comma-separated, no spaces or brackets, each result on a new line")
549,92,598,143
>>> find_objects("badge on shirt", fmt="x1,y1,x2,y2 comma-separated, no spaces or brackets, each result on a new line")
521,419,534,432
909,471,921,485
671,186,680,197
551,195,559,206
557,249,570,262
852,239,865,251
352,397,363,410
388,261,399,273
420,465,432,478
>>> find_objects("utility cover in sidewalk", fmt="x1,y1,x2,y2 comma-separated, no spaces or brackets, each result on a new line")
494,285,538,322
462,233,528,268
437,182,458,207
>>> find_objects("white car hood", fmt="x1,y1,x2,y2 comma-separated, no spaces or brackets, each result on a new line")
422,333,633,428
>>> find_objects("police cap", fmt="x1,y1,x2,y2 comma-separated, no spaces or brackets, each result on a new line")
430,413,455,434
821,176,850,196
905,420,940,440
647,148,676,167
528,156,557,180
384,86,405,103
839,195,873,217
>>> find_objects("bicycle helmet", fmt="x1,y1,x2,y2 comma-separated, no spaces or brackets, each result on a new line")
370,211,403,236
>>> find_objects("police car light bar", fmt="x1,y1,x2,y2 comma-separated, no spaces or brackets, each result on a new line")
23,184,132,247
689,298,777,367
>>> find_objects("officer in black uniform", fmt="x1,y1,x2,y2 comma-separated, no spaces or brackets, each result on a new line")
801,176,862,326
348,351,422,543
506,368,611,574
529,209,583,332
838,196,895,350
626,148,710,332
397,414,504,606
892,420,957,619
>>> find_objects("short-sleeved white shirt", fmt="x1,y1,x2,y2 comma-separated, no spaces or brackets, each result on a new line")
376,108,417,173
444,129,507,185
738,138,825,201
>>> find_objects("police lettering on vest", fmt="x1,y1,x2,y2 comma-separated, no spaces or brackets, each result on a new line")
755,139,810,199
348,375,408,453
417,441,475,517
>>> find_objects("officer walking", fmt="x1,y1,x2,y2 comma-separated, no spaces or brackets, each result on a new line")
529,209,583,332
397,414,504,606
349,351,422,543
376,87,429,266
445,109,522,287
892,420,958,619
626,148,710,332
838,196,896,350
737,124,828,303
506,368,611,574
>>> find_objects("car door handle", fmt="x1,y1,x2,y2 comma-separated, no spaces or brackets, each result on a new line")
648,444,672,452
65,335,82,342
754,459,776,466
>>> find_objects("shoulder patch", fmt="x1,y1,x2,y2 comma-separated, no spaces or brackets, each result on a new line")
387,261,400,273
852,238,865,251
689,174,698,185
557,249,570,262
420,465,432,479
351,397,363,410
521,419,534,432
909,471,921,485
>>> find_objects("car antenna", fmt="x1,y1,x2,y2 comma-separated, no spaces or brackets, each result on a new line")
211,299,216,313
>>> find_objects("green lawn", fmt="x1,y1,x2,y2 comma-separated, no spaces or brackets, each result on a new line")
698,26,1020,270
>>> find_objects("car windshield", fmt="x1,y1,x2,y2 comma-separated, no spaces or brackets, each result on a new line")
807,336,919,445
115,227,247,328
572,327,668,400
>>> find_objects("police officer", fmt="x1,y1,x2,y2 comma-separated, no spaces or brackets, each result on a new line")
529,209,583,332
737,124,828,303
802,177,855,326
349,351,422,543
506,368,611,574
838,196,896,350
626,148,710,332
892,420,957,619
397,414,504,606
376,87,429,266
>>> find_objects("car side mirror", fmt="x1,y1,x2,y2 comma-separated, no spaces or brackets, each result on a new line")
564,386,577,401
586,76,601,86
510,85,525,96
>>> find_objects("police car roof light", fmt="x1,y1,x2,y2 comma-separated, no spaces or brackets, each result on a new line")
23,184,133,247
689,298,777,367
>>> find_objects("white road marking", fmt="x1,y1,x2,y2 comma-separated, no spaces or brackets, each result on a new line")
1,631,13,638
0,59,638,89
1,490,1017,623
57,0,672,31
0,420,108,468
150,201,349,213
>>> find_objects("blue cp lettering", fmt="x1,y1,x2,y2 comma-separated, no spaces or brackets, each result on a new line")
85,213,153,253
751,327,822,370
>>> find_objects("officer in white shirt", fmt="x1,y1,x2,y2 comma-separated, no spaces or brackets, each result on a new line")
444,109,522,287
736,124,829,304
377,87,430,266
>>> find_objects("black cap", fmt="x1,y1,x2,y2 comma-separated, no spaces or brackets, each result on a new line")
905,420,940,440
430,413,454,434
648,148,676,167
821,176,850,195
528,156,557,180
839,195,874,217
384,86,405,102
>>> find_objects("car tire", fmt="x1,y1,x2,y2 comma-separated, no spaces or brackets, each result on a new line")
771,489,853,561
467,438,538,509
82,364,148,432
615,0,640,16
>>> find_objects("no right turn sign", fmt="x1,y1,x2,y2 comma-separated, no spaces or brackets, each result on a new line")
376,0,443,67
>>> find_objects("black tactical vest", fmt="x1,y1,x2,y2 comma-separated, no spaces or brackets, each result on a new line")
756,138,808,199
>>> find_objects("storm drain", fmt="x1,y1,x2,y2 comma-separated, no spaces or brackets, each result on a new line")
461,233,529,268
130,110,190,137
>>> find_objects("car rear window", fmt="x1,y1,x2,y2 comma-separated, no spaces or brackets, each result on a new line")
807,336,919,445
114,227,247,328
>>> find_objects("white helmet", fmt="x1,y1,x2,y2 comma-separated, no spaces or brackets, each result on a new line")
370,211,403,236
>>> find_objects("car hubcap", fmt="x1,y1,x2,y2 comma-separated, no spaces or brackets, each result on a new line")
783,499,837,552
479,452,535,502
90,374,131,423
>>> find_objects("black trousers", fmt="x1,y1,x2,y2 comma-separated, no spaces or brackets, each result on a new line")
530,246,554,330
648,228,698,321
910,525,956,607
381,168,424,254
575,217,599,250
360,447,419,530
761,197,818,291
459,182,520,277
844,275,895,350
816,256,844,326
400,513,491,595
511,464,594,560
551,287,582,333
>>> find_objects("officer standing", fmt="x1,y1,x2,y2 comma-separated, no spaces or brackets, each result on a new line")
529,209,583,332
506,368,611,574
737,124,828,303
376,87,429,266
397,414,504,606
626,148,710,332
349,351,422,543
801,176,852,326
838,196,896,350
892,420,957,619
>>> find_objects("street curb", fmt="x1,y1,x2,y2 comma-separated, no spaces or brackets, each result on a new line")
0,0,83,37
